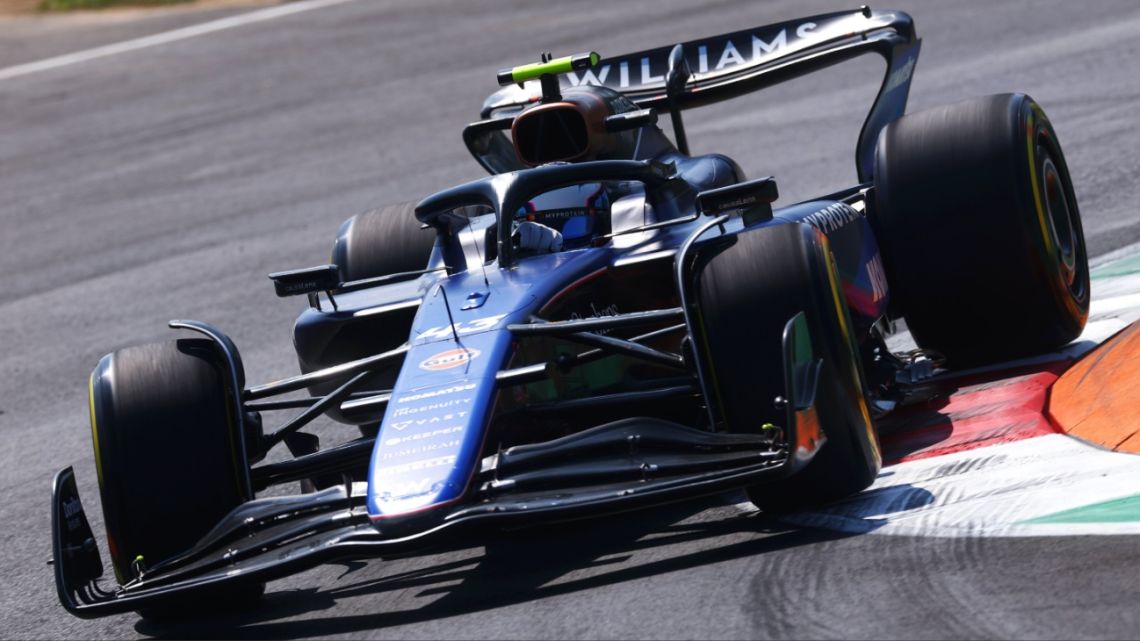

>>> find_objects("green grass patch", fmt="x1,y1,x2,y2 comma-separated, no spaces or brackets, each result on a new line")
39,0,192,11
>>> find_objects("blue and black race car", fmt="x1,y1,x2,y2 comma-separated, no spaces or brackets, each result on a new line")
53,8,1089,619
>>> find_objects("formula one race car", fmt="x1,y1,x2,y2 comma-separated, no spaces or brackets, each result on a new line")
53,8,1089,619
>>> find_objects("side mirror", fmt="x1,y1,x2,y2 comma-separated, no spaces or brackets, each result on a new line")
664,44,691,155
268,264,341,298
696,176,779,226
604,108,658,132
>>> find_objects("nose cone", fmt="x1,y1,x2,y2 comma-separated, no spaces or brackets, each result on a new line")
367,330,511,521
365,247,608,522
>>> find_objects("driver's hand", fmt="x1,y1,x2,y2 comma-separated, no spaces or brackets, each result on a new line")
513,220,564,254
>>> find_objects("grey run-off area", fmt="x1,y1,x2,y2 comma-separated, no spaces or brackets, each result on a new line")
1,0,1138,638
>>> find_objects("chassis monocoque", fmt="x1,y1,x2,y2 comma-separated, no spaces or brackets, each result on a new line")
53,8,1089,618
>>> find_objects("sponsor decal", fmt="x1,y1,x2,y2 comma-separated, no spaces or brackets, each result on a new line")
568,302,619,322
418,314,506,341
525,207,590,222
389,412,470,431
395,382,477,404
419,347,480,371
867,253,888,303
882,56,916,93
715,195,760,210
384,425,465,447
381,439,462,461
382,455,456,475
63,496,83,531
565,22,819,89
392,396,473,418
376,477,440,503
281,280,321,294
569,302,620,334
803,202,861,234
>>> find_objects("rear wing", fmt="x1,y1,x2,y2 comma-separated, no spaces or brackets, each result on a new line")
467,8,920,182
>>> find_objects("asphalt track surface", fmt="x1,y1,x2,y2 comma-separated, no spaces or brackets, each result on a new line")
2,0,1140,638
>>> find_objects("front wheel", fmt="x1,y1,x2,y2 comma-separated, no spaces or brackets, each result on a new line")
89,339,262,617
693,223,880,511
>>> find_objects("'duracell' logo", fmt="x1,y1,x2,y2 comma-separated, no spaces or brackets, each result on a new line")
419,348,481,371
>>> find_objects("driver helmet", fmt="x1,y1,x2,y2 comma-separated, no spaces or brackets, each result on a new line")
515,182,612,250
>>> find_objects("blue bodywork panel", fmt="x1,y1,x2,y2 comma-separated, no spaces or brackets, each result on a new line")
362,196,888,520
776,201,890,327
368,249,611,519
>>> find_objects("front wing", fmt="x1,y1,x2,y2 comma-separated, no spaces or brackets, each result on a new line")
53,415,808,617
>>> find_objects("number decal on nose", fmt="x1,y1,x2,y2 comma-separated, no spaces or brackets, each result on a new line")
417,314,507,341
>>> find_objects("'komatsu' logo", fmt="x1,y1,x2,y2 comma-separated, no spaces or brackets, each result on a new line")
566,22,819,89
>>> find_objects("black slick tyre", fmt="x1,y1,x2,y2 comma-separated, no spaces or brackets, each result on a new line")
872,93,1089,365
327,202,439,436
693,223,880,512
89,339,259,615
332,202,438,282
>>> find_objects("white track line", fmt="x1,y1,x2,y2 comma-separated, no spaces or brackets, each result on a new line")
786,263,1140,538
0,0,358,82
784,434,1140,538
1091,290,1140,317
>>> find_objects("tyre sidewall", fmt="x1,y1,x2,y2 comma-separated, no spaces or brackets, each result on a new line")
90,339,246,583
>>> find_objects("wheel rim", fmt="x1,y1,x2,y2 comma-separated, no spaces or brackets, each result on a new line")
1037,134,1084,300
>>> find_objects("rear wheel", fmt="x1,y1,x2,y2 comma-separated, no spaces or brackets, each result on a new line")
327,203,439,435
89,339,261,616
693,223,880,511
872,93,1089,365
332,202,438,282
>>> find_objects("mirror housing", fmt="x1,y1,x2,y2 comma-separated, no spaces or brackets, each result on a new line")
696,176,779,226
268,264,340,298
604,108,658,132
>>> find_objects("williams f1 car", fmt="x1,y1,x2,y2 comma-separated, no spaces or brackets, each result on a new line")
53,7,1089,619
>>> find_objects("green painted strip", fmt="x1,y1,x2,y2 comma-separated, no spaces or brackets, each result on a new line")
1091,253,1140,280
1022,493,1140,524
510,52,599,84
